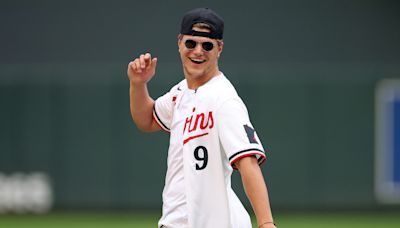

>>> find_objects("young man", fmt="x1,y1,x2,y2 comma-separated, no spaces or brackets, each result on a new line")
127,7,276,228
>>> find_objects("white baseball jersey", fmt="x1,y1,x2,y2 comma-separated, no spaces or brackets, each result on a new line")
153,73,266,228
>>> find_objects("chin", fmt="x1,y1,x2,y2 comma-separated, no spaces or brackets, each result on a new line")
184,66,206,78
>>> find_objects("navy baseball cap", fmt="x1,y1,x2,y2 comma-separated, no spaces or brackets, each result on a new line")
180,7,224,39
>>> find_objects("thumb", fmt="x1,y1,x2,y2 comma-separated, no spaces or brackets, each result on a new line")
151,57,158,69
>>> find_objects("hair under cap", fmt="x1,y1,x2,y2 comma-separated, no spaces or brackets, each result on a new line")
180,7,224,39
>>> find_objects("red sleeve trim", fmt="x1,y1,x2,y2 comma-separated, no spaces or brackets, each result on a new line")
229,150,266,170
152,106,170,133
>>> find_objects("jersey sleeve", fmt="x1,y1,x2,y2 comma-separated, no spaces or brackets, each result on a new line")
153,91,174,132
216,98,266,169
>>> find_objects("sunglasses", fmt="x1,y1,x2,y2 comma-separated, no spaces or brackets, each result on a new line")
184,39,215,52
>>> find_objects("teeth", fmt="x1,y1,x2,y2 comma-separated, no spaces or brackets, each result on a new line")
190,58,205,63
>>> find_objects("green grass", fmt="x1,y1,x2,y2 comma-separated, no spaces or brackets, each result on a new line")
0,211,399,228
274,211,400,228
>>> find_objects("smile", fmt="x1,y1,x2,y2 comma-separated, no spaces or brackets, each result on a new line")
189,58,206,64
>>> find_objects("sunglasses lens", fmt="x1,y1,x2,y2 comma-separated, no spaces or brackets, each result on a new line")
184,40,214,51
202,42,214,51
185,40,196,49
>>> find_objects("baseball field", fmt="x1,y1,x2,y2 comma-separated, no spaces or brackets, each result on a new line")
1,211,399,228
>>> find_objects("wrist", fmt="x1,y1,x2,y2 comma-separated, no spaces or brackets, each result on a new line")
258,221,276,228
130,80,149,90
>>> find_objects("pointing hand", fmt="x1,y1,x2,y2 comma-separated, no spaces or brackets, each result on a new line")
127,53,158,84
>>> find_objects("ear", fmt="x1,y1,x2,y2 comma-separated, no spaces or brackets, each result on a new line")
217,41,224,57
177,34,183,52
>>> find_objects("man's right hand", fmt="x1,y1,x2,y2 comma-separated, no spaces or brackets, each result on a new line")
127,53,158,84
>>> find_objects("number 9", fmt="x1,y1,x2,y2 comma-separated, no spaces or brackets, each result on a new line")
194,146,208,170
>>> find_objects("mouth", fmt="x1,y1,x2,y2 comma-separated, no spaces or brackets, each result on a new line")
189,58,206,64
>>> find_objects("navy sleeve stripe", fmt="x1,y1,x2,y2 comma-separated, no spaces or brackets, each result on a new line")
229,148,264,161
153,105,170,132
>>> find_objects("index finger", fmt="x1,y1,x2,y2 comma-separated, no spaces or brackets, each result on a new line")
144,53,155,69
143,53,151,65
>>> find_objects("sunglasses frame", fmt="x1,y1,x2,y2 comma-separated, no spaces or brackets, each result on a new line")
184,39,215,52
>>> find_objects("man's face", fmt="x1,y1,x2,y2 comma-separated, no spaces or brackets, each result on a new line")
178,29,223,80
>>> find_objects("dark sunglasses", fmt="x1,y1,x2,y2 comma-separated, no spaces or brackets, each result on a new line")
184,39,214,52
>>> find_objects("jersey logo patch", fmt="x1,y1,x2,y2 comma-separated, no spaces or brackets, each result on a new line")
244,124,259,144
172,96,177,105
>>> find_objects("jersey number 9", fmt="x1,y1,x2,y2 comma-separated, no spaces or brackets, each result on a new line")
194,146,208,170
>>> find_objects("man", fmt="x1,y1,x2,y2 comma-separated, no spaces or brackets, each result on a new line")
127,7,276,228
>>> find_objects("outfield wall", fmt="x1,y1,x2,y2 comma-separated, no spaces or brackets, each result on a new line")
1,0,400,211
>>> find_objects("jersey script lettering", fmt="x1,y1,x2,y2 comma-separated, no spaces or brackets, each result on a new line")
183,107,214,134
182,107,214,145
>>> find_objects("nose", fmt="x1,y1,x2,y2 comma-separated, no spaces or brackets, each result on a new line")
193,43,204,55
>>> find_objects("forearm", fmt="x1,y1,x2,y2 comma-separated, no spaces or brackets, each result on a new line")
237,157,275,227
129,81,159,132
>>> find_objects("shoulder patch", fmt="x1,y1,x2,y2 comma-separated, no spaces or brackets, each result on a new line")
244,124,259,144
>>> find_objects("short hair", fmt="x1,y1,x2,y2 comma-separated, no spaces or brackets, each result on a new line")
178,22,223,45
192,22,211,30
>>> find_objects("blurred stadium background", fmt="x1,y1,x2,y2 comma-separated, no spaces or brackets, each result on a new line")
1,0,400,227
